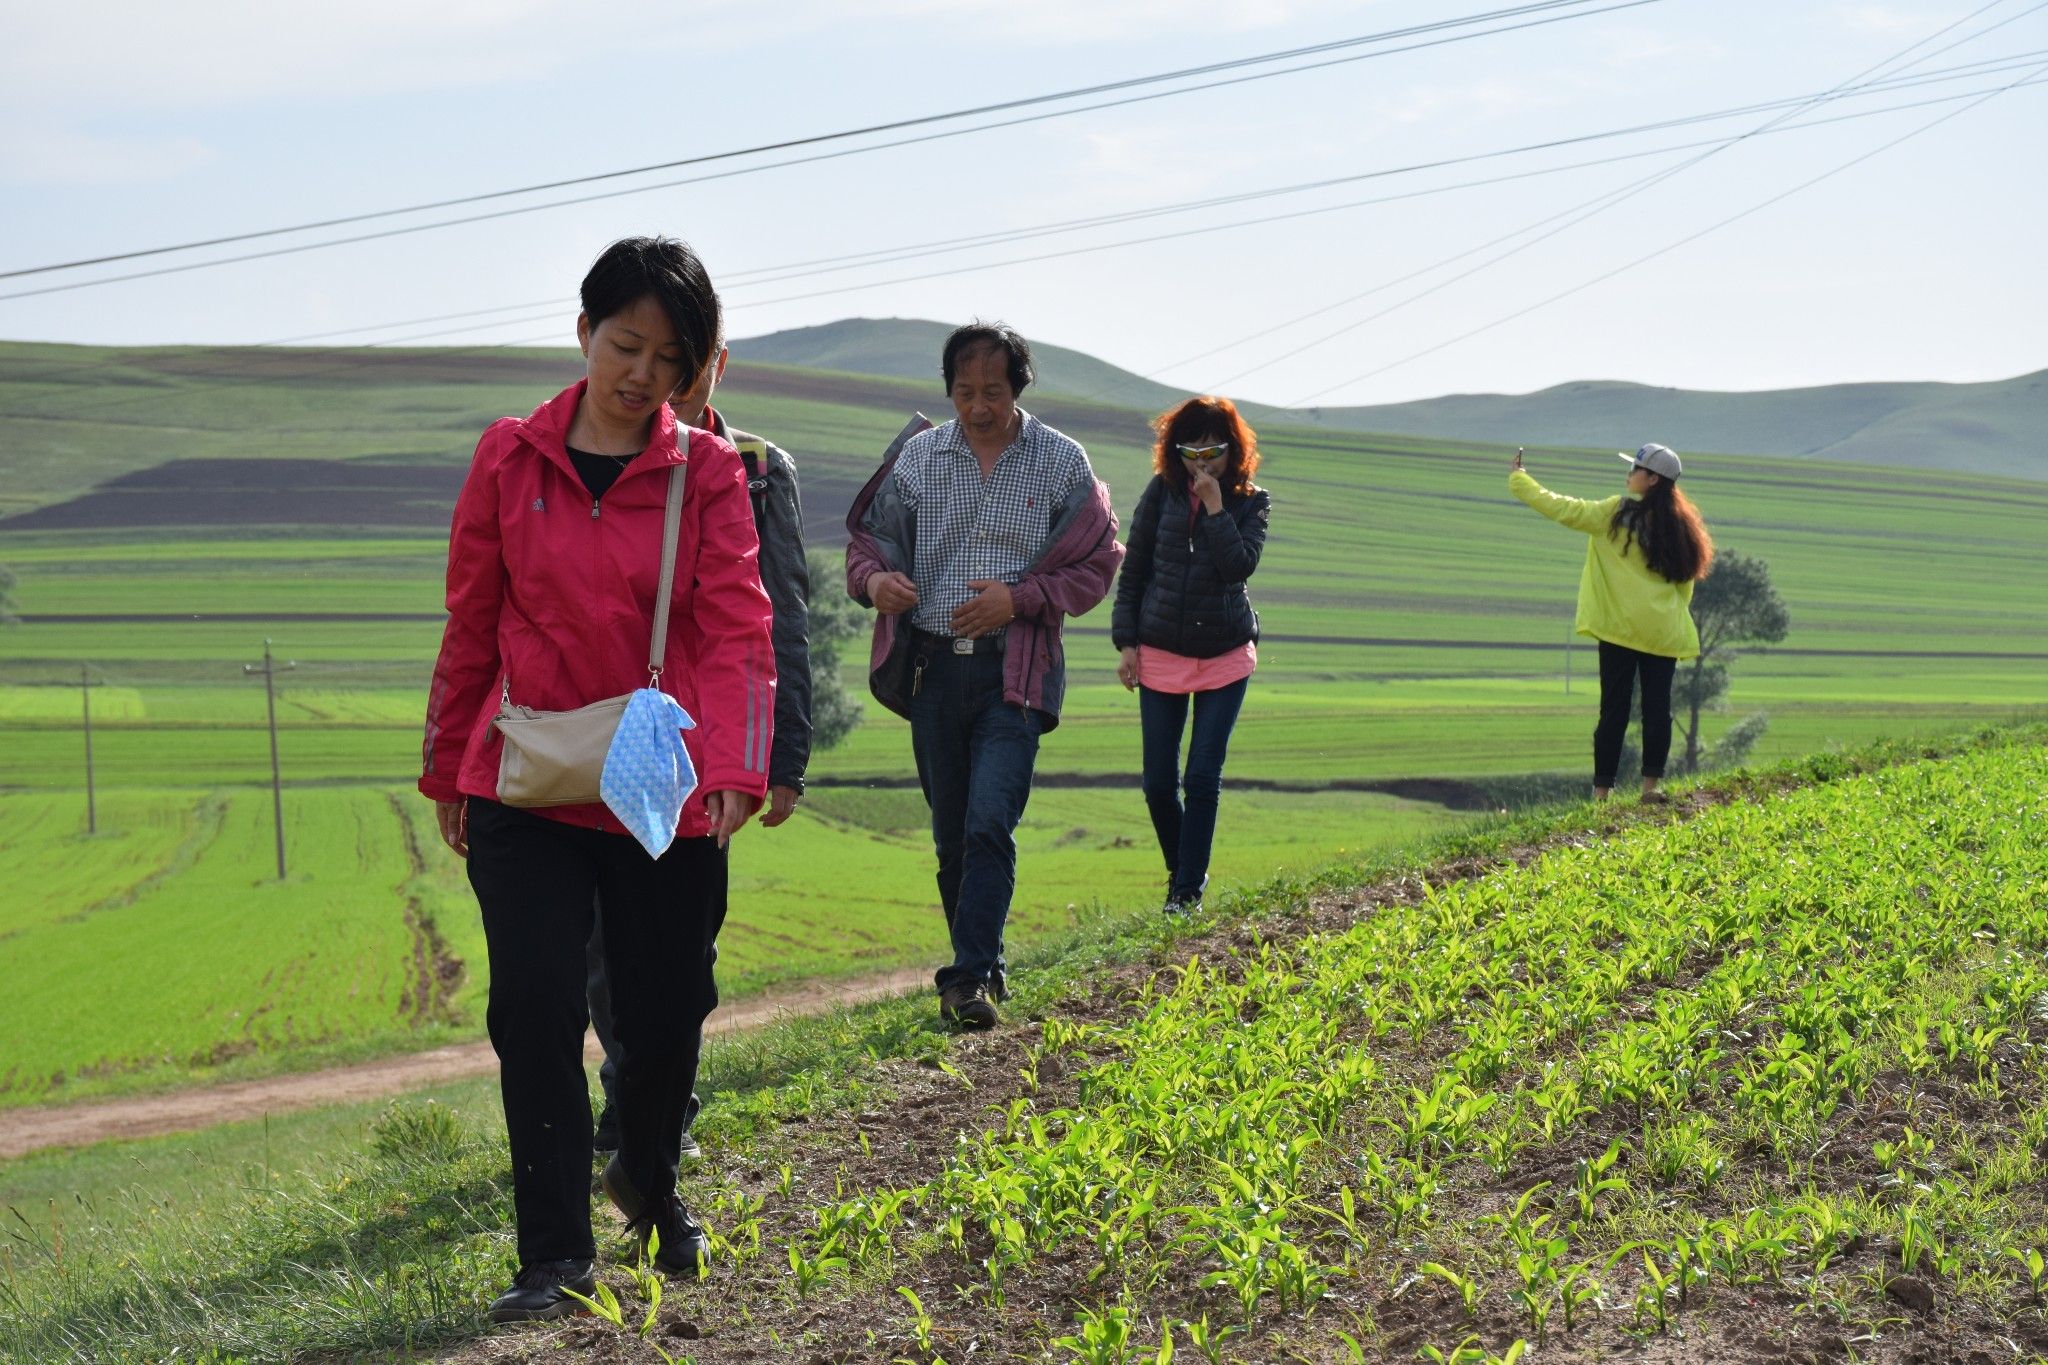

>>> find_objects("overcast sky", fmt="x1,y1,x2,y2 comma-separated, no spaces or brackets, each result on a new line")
1,0,2042,406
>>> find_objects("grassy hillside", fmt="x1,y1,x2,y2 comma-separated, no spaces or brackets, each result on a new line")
6,730,2045,1363
730,315,1193,415
2,337,2043,1103
1313,367,2048,477
726,316,2048,479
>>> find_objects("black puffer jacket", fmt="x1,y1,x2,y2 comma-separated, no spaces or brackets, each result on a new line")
1111,475,1270,658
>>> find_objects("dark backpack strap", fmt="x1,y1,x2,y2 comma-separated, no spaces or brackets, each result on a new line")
734,437,772,527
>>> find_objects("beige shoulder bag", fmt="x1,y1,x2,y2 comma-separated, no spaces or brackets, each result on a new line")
492,462,686,807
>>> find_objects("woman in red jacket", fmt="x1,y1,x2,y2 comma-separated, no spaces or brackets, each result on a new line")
419,237,775,1322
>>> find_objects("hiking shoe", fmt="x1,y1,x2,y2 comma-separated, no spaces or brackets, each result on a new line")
939,980,999,1030
591,1103,619,1155
486,1258,596,1323
601,1157,709,1276
677,1127,702,1162
1640,790,1670,806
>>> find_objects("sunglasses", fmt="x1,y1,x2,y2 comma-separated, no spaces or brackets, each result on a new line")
1175,443,1230,462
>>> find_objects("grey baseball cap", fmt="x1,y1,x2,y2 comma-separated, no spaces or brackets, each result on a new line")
1619,442,1682,480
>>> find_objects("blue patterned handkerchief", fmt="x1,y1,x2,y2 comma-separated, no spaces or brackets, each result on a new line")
600,689,698,859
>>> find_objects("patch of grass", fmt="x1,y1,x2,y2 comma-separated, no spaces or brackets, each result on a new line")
2,725,2036,1363
0,776,1457,1105
0,787,477,1107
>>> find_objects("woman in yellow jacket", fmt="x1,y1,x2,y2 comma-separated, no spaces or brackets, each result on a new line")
1510,443,1714,802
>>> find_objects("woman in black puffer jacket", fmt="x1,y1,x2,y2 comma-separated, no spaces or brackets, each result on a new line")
1111,396,1270,912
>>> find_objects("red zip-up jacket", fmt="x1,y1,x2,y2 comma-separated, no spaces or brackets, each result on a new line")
419,380,774,838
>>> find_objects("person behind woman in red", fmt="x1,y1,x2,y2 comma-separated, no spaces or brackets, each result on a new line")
1111,396,1270,913
418,236,774,1322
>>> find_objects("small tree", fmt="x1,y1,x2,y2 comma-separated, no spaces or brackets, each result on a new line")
804,547,864,752
1678,551,1789,774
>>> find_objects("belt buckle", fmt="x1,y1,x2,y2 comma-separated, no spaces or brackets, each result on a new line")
952,637,976,655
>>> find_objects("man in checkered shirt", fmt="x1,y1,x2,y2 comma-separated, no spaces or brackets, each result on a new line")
857,321,1114,1029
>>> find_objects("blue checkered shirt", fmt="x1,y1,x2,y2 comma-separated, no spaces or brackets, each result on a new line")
894,411,1094,637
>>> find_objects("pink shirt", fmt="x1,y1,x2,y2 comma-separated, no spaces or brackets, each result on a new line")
1133,486,1258,693
1136,641,1257,694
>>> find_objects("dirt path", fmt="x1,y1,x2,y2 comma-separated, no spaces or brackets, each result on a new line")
0,967,932,1161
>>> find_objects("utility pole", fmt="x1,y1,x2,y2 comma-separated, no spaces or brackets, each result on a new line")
80,664,97,834
242,639,296,880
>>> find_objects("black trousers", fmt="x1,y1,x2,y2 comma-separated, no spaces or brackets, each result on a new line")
584,877,730,1135
1594,641,1678,787
465,797,724,1265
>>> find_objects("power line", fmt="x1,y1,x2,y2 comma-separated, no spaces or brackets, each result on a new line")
1095,0,2039,402
1196,1,2047,392
720,50,2047,286
1159,53,2048,381
0,0,1664,303
1288,58,2048,404
332,70,2046,346
0,0,1626,282
146,52,2048,341
2,69,2038,416
13,46,2033,379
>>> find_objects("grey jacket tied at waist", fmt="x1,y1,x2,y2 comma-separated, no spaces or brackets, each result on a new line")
845,414,1124,732
1111,475,1270,659
708,408,812,794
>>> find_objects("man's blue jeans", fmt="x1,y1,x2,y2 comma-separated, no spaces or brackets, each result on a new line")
1139,677,1249,904
910,645,1041,994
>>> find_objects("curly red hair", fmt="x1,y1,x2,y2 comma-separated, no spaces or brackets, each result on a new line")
1152,395,1261,496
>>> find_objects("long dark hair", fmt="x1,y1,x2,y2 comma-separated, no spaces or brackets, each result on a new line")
1152,395,1262,496
1610,477,1714,583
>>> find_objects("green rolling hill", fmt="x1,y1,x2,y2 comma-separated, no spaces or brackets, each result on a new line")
1,334,2043,1105
732,316,2048,479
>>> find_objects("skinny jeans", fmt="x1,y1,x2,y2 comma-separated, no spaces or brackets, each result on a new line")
1138,677,1248,903
465,797,724,1266
1594,641,1678,787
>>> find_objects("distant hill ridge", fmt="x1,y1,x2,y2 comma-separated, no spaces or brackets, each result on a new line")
732,317,2047,479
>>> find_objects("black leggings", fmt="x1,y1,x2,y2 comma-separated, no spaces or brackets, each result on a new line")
1595,641,1677,787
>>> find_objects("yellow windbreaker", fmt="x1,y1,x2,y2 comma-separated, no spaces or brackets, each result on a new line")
1510,469,1700,660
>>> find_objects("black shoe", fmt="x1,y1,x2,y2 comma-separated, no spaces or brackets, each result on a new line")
601,1157,709,1276
677,1127,702,1162
592,1104,619,1155
939,980,999,1030
487,1258,596,1324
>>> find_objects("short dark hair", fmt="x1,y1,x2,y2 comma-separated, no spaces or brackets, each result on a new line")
580,236,723,387
941,320,1033,395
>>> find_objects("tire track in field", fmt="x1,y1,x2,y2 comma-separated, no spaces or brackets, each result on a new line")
55,792,228,926
382,791,464,1026
0,966,933,1160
